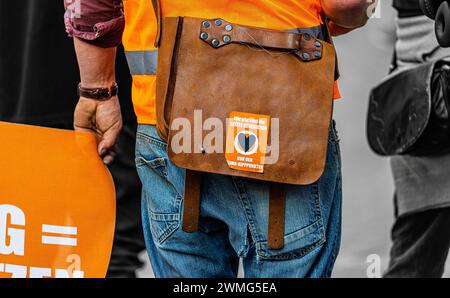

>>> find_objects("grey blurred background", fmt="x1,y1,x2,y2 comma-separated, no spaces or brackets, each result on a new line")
332,0,449,277
136,1,450,277
331,0,396,277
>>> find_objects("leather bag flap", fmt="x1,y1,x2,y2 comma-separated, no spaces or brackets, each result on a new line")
367,61,434,156
159,17,336,185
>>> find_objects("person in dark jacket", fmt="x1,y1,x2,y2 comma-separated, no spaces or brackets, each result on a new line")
0,0,145,277
383,0,450,278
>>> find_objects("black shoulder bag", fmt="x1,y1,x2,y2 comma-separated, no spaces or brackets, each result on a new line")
367,58,450,156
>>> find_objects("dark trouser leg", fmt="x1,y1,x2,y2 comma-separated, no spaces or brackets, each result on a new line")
384,205,450,278
106,121,146,278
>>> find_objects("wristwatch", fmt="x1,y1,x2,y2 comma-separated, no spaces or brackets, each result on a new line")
77,82,119,100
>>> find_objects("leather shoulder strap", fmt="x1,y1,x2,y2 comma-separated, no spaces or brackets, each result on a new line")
152,0,162,47
322,14,340,81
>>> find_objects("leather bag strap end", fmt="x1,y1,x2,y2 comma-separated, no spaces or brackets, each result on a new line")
268,184,286,250
182,170,202,233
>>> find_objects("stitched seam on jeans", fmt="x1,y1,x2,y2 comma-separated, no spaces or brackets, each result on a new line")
135,156,167,172
148,196,183,244
255,214,325,260
136,131,167,149
312,182,323,223
135,157,147,168
253,181,326,260
283,218,324,244
231,177,262,244
312,182,327,248
150,212,180,221
135,157,169,179
144,186,183,221
156,222,180,244
257,237,326,260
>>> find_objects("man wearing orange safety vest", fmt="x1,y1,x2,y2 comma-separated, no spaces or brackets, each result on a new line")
64,0,373,277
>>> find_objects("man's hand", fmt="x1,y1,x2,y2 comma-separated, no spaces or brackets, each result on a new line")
74,96,122,165
328,22,358,36
73,38,121,164
322,0,378,35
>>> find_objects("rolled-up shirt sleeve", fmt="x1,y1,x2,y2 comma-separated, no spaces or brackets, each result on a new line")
64,0,124,48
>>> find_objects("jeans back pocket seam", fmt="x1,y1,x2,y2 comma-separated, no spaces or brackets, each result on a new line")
135,156,169,178
136,132,167,149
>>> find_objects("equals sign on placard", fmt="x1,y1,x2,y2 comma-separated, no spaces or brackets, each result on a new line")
41,224,78,247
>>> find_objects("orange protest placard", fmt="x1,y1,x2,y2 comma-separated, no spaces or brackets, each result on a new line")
0,122,116,278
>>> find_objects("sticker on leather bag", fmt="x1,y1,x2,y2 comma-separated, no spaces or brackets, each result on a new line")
225,112,270,173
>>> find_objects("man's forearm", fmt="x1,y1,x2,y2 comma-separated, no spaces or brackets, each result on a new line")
322,0,378,29
72,37,122,165
74,38,116,88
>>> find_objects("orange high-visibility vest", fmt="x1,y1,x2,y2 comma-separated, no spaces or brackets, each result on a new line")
122,0,339,125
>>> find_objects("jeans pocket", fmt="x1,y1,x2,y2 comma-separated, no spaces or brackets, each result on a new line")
135,126,183,245
142,189,182,245
135,156,168,178
252,182,326,261
136,155,182,245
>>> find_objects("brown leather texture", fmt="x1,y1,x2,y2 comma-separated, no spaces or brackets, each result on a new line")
156,16,336,186
268,184,286,249
156,17,181,140
182,170,202,233
151,0,162,47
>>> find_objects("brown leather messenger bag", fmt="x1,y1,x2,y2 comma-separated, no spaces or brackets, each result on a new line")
151,0,337,249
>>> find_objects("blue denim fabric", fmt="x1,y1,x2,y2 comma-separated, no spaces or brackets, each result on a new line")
135,123,342,278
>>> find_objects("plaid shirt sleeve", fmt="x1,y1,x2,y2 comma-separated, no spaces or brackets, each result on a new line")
64,0,124,48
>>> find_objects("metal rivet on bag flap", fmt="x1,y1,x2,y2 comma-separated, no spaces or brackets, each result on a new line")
202,21,211,28
302,53,310,60
223,35,231,43
200,32,209,40
225,24,233,31
314,41,322,48
313,51,321,58
303,33,311,41
214,19,223,26
211,39,220,47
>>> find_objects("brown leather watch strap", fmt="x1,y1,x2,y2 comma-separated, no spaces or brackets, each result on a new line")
77,83,118,100
268,184,286,250
182,170,202,233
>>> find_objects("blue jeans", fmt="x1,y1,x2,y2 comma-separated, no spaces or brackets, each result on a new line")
135,123,342,278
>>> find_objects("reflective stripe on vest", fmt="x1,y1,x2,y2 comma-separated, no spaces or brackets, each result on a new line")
125,50,158,75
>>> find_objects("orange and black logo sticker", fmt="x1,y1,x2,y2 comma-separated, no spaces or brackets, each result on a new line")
225,112,270,173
